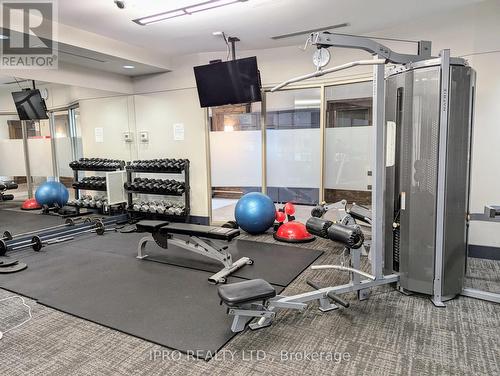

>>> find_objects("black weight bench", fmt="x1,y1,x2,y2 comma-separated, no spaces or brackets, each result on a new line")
136,220,252,284
0,180,18,202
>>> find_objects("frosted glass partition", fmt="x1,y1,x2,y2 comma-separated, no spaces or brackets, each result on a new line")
324,127,372,190
54,137,73,177
209,102,262,222
0,139,26,176
266,129,321,188
265,87,321,205
324,81,373,204
27,138,54,176
53,111,74,178
210,130,262,187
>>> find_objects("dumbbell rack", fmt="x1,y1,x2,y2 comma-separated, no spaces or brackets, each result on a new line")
125,159,190,222
69,160,126,215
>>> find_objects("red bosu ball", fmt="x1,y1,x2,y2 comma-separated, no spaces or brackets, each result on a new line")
273,221,315,243
21,198,42,211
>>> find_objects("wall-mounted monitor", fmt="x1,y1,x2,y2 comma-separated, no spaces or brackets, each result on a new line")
193,56,262,108
11,89,49,120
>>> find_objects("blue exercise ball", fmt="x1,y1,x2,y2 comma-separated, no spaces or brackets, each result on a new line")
35,180,69,207
235,192,276,234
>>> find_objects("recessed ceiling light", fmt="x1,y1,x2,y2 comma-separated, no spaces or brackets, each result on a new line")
123,65,135,69
133,0,248,25
0,34,9,40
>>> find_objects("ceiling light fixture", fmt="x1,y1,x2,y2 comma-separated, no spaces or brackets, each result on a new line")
0,34,9,40
133,0,248,25
123,65,135,69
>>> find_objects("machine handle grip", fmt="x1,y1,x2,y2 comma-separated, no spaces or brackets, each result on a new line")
327,292,350,308
306,280,350,308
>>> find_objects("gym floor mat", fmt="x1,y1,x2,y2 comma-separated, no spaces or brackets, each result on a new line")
63,232,324,287
0,231,320,358
0,209,65,236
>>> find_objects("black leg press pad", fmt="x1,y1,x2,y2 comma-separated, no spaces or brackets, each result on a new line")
0,231,322,358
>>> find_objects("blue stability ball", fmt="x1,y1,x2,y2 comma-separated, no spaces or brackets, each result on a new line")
35,180,69,207
235,192,276,234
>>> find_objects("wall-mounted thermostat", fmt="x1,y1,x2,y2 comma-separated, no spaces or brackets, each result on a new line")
123,131,133,143
139,131,149,143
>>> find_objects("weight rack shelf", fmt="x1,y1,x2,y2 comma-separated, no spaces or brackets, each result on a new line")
126,159,190,222
124,168,186,174
73,187,108,192
125,188,184,197
126,210,188,220
70,167,124,172
69,158,126,215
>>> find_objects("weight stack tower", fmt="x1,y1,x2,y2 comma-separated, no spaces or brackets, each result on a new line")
383,51,475,305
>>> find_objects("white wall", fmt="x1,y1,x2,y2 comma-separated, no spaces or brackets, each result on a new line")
133,89,208,217
79,95,137,161
7,62,134,95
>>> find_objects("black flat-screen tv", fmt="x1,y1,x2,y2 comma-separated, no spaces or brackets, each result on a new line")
11,89,49,120
193,56,262,108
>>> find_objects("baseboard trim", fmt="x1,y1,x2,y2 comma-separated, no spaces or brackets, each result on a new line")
468,244,500,260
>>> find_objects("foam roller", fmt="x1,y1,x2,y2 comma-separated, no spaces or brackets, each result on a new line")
327,224,364,249
306,217,333,238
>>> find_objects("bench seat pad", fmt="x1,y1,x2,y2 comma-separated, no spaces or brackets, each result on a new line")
136,220,169,233
218,279,276,306
159,223,240,241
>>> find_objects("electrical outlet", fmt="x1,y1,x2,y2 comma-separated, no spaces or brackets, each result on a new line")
139,131,149,143
123,132,133,143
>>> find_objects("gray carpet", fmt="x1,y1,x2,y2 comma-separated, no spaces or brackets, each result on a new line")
0,233,498,375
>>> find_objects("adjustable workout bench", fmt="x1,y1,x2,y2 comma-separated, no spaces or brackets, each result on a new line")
0,181,18,202
135,220,253,284
217,218,393,333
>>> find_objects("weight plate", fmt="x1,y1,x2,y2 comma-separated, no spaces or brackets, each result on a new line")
0,262,27,273
0,259,19,267
94,221,105,235
32,236,43,252
0,240,7,256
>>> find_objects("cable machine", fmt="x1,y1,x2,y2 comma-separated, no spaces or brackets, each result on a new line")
218,31,498,333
